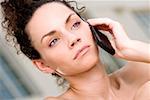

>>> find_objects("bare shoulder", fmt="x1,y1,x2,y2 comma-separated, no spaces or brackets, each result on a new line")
110,61,150,99
44,97,59,100
116,61,150,86
134,81,150,100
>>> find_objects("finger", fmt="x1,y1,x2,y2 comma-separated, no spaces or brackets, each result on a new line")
109,39,124,58
87,18,116,27
96,24,113,34
88,18,129,41
87,18,116,38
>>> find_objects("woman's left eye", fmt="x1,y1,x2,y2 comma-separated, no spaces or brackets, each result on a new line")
72,21,81,30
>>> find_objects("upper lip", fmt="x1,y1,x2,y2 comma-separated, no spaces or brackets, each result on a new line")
73,45,90,60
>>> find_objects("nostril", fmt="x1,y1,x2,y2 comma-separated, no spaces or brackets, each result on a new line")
71,43,75,47
70,38,81,47
77,38,81,42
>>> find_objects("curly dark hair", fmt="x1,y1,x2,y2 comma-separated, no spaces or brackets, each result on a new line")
1,0,85,60
1,0,85,85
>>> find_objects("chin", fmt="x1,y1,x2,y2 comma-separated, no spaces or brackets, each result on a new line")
87,54,99,68
69,45,100,75
77,53,99,73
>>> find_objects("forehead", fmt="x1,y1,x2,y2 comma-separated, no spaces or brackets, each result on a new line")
26,2,75,42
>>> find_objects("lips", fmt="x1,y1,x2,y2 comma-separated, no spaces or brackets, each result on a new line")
73,45,90,60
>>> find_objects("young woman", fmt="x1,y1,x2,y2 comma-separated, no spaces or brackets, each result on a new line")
1,0,150,100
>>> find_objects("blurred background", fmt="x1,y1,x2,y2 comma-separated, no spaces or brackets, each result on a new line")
0,0,149,100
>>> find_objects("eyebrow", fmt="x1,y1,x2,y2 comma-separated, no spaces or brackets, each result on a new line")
40,13,75,43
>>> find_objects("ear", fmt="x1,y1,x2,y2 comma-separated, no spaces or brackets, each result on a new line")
32,59,55,73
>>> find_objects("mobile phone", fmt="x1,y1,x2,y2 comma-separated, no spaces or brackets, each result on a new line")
78,14,115,55
88,24,115,55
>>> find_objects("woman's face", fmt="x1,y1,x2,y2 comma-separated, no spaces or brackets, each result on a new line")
26,2,99,75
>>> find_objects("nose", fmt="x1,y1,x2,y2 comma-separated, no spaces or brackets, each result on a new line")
61,29,81,49
69,37,81,48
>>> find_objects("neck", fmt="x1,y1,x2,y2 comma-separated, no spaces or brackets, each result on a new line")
64,61,117,99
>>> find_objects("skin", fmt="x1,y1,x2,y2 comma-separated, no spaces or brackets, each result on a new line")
26,2,150,100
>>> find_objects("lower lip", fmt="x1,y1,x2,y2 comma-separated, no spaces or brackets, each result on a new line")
75,46,90,60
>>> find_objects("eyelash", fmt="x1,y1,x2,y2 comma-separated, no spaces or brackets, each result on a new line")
49,38,59,47
72,21,81,30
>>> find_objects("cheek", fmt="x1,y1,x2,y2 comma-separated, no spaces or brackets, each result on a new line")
82,27,95,45
42,47,72,67
81,23,94,41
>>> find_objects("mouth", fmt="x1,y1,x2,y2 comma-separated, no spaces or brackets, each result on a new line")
73,45,90,60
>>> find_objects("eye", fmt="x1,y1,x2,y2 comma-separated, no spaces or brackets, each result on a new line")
49,38,59,47
72,21,81,30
